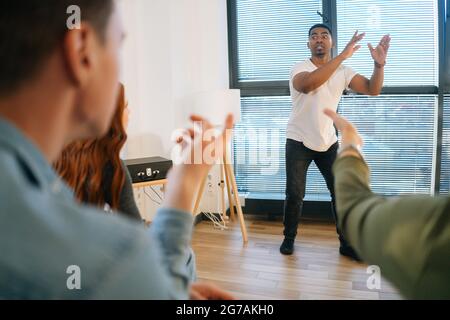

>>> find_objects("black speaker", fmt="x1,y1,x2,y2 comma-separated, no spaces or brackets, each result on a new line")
124,157,173,183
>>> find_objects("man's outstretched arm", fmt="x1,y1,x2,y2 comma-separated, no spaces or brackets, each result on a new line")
294,31,365,94
325,109,450,299
333,156,450,299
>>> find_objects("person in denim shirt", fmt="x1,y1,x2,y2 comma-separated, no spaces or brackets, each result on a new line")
0,0,232,300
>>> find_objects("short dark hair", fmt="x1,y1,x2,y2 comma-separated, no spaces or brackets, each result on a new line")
308,23,332,37
0,0,114,95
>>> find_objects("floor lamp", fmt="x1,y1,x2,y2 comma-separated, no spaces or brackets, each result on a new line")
190,89,248,244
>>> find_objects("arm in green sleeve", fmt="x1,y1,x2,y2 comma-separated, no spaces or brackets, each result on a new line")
333,156,450,299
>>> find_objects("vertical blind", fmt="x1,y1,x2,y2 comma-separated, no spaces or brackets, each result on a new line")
234,95,436,197
337,0,439,86
234,96,329,200
236,0,322,81
339,95,436,195
441,95,450,194
233,0,440,198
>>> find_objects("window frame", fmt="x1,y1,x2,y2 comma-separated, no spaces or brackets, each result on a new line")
227,0,448,195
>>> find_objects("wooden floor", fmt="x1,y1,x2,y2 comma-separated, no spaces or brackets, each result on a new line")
192,216,402,300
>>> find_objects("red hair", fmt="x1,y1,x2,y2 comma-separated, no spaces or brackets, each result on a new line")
54,84,128,210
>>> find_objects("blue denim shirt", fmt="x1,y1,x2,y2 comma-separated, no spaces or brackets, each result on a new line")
0,118,194,299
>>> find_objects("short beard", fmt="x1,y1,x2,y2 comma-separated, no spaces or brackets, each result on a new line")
314,51,326,58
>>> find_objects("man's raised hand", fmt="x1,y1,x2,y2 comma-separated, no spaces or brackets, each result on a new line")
340,30,366,60
368,34,391,66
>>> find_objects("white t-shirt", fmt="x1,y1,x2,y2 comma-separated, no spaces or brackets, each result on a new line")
287,59,356,152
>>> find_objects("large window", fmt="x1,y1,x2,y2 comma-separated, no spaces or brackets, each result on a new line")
339,95,436,195
236,0,322,82
234,96,329,200
229,0,446,199
337,0,439,86
441,95,450,193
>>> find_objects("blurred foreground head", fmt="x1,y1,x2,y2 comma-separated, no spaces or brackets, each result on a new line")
0,0,124,140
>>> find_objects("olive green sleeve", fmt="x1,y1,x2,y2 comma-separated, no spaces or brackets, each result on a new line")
333,156,450,299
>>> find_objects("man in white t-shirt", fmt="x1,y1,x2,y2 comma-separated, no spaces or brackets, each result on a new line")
280,24,390,260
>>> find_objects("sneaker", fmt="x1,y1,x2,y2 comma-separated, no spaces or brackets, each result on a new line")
280,238,295,255
339,245,362,262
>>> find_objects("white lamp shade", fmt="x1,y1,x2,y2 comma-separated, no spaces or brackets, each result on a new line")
191,89,241,125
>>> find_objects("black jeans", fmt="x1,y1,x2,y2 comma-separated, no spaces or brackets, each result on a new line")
283,139,346,245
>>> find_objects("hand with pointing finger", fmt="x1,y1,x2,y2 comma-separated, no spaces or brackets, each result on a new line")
323,109,362,147
323,109,364,159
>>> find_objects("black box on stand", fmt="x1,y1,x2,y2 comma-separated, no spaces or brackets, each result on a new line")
124,157,173,183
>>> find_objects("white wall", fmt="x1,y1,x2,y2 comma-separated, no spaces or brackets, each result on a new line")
119,0,230,220
121,0,229,159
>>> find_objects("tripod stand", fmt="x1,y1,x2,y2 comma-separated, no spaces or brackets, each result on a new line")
193,145,248,243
